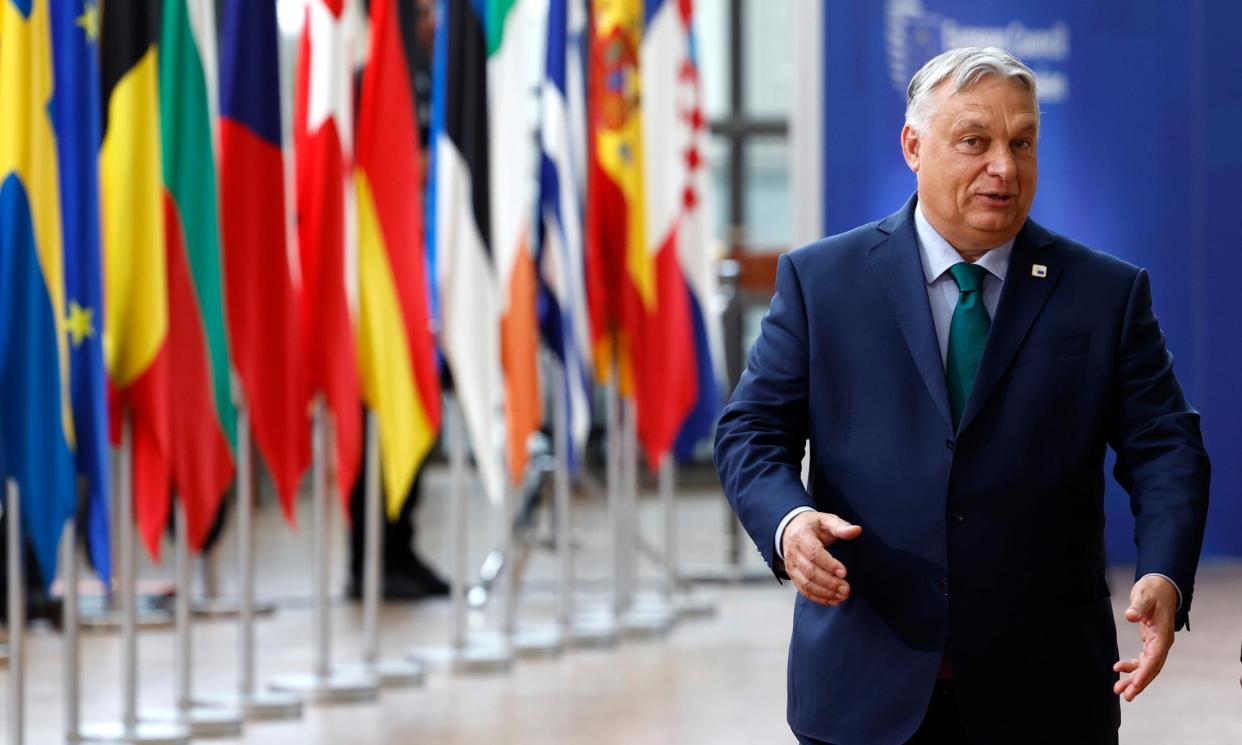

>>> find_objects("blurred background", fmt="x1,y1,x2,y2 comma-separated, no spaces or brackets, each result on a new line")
0,0,1239,743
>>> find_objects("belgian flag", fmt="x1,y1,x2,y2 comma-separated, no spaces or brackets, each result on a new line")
100,0,172,558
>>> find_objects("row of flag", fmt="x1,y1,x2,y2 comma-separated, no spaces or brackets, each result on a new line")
0,0,722,591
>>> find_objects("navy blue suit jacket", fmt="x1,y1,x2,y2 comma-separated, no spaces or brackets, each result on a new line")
714,196,1210,745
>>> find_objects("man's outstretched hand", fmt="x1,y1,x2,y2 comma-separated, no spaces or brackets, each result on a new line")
1114,575,1179,702
781,511,862,607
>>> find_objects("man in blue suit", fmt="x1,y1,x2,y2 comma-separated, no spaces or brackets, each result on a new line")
714,47,1210,744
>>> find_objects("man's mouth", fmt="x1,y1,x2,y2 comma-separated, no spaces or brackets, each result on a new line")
977,192,1014,206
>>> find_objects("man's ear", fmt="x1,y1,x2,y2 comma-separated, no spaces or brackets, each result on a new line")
901,124,920,173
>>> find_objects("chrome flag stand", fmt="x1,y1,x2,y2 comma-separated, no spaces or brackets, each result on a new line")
408,396,511,674
233,406,302,720
269,398,378,703
336,412,425,687
144,501,242,737
79,415,189,744
7,479,25,745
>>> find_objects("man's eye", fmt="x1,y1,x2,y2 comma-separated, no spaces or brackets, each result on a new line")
1013,139,1033,151
961,137,982,149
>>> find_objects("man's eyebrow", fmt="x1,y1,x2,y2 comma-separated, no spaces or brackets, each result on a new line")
949,118,988,133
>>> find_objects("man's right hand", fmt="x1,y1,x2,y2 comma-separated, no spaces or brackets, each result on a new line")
782,511,862,607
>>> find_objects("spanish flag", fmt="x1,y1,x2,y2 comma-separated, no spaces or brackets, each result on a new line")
0,0,79,584
100,0,173,559
356,0,441,518
584,0,640,398
159,0,236,551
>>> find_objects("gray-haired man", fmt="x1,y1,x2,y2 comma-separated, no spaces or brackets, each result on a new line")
714,46,1209,744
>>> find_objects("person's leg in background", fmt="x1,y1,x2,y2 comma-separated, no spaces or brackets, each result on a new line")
347,426,448,601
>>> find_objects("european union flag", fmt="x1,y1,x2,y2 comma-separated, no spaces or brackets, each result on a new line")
0,0,80,586
51,0,111,583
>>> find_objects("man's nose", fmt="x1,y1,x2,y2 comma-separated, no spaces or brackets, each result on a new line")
985,144,1017,181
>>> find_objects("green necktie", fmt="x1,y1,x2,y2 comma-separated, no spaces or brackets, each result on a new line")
946,262,991,430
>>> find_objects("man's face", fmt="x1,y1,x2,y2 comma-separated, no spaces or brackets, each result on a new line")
901,76,1039,252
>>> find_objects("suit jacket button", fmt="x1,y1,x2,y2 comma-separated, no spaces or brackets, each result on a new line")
945,438,955,452
937,579,949,596
948,511,966,525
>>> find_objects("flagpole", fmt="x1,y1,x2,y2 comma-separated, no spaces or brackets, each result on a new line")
234,404,301,721
619,399,674,639
145,501,241,736
342,411,424,686
7,478,25,745
509,360,570,657
270,398,377,703
62,517,79,744
408,396,510,673
561,375,621,649
662,457,715,621
553,367,574,640
660,455,677,605
80,413,188,744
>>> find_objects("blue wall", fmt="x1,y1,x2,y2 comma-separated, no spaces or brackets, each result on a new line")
822,0,1241,561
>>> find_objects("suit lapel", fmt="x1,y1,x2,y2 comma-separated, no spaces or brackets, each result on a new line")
957,219,1060,434
867,197,954,433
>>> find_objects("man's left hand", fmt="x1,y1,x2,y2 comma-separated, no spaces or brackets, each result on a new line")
1113,575,1178,701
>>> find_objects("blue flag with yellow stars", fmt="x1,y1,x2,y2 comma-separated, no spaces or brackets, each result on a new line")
51,0,111,584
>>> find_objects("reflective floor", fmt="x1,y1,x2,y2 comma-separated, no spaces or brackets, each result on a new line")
1,465,1239,744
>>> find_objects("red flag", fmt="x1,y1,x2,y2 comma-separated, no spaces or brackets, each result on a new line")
295,0,362,511
218,0,310,519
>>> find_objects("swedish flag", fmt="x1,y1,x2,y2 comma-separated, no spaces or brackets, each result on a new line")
0,0,80,585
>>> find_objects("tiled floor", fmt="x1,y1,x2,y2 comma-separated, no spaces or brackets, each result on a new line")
2,464,1240,743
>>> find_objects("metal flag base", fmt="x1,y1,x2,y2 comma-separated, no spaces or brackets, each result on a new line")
620,594,677,639
191,597,276,619
672,590,718,619
409,634,513,675
143,704,243,739
236,690,303,721
511,625,563,659
267,669,380,704
335,658,426,688
78,596,174,630
567,605,619,649
78,721,190,745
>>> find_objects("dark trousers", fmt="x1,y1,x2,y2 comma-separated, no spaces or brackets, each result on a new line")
347,452,421,581
797,680,971,745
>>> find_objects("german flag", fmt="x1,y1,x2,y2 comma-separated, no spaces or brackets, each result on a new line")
355,0,441,518
100,0,172,559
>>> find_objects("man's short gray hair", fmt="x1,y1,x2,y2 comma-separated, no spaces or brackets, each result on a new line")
905,46,1039,132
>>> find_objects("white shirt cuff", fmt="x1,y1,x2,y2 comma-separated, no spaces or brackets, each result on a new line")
1139,573,1183,610
774,506,815,560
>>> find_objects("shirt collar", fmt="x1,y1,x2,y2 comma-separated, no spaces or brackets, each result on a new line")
914,201,1015,285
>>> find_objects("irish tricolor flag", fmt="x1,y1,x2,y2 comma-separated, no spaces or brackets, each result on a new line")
489,0,545,488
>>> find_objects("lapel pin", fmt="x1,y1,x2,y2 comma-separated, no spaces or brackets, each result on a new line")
1032,264,1048,278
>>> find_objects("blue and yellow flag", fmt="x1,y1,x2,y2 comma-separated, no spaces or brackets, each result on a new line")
51,0,111,582
0,0,80,585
